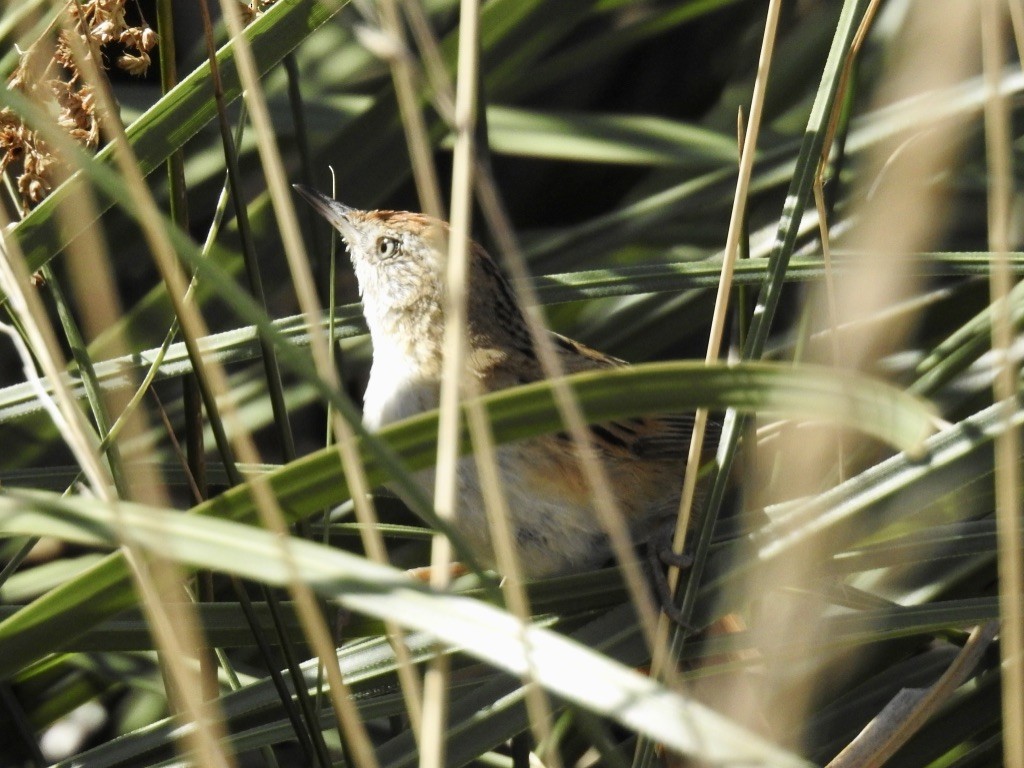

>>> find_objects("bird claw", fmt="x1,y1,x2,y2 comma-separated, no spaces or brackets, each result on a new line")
644,525,696,630
659,546,694,570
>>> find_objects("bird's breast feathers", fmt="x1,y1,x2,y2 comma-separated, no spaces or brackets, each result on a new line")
362,351,440,430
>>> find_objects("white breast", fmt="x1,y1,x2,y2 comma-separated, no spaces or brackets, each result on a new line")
362,346,439,430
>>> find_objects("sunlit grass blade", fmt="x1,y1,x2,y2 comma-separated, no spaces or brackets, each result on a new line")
698,396,1020,625
0,488,807,766
0,360,932,678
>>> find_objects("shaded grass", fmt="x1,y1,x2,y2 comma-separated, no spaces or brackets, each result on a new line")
0,1,1021,767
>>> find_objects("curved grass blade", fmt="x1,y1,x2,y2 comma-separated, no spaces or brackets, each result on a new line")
0,361,933,677
0,489,808,767
697,396,1022,626
11,245,1006,426
477,106,738,167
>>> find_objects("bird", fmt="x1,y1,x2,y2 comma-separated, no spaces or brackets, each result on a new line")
294,185,700,579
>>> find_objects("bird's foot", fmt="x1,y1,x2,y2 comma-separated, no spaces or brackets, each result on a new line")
406,562,469,583
644,522,696,629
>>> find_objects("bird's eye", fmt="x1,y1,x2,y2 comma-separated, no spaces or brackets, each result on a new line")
376,237,399,259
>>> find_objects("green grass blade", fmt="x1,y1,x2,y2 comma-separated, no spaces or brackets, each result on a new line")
0,361,933,678
7,0,343,280
0,488,807,766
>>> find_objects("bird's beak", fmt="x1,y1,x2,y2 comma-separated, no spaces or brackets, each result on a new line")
293,184,359,242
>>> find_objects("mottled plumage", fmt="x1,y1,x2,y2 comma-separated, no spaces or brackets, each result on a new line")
295,185,696,577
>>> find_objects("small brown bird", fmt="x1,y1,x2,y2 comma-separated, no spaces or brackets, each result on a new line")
295,185,697,578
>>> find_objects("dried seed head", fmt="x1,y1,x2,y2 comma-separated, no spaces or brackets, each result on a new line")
117,52,151,77
1,1,159,210
139,26,158,52
92,20,118,44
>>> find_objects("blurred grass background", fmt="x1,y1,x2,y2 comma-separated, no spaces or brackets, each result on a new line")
0,0,1022,766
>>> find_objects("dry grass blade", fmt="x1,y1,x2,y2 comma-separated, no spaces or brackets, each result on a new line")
0,130,233,768
826,621,998,768
212,2,385,765
42,12,237,767
656,0,782,680
746,0,987,754
421,2,482,766
982,2,1024,765
380,2,563,760
6,1,1024,764
374,0,445,219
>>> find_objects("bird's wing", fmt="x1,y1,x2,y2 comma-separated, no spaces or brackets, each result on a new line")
547,332,709,462
579,414,697,461
549,332,627,372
